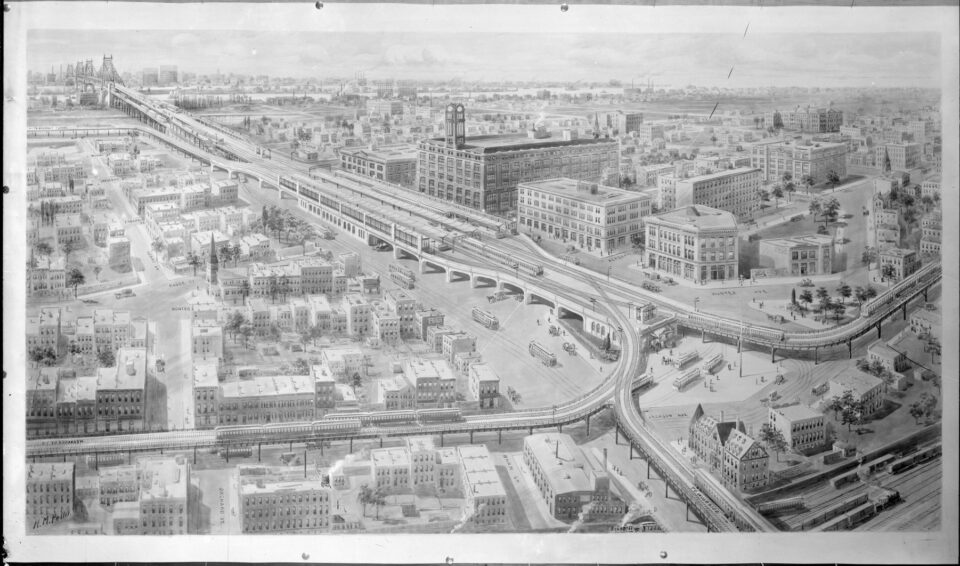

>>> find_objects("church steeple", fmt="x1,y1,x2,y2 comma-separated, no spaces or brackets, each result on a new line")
207,234,219,287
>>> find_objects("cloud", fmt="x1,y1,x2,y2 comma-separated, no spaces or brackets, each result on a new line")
381,44,450,66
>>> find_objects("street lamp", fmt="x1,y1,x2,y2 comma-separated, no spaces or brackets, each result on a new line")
607,266,611,282
694,296,700,312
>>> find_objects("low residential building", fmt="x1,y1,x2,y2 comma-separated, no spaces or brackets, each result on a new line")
909,308,941,340
27,255,67,297
320,346,365,377
26,307,63,356
138,457,190,535
757,235,834,276
98,465,141,508
193,362,220,429
55,375,97,435
645,205,739,283
240,474,332,534
688,404,769,493
518,178,650,255
107,236,131,268
404,358,457,408
921,176,940,200
385,289,418,338
442,331,477,364
27,368,61,438
312,364,337,415
458,445,507,525
427,325,458,353
95,347,147,434
371,447,412,494
191,322,224,361
878,247,920,281
26,463,75,531
376,374,416,411
468,363,500,409
414,309,445,341
522,433,625,521
768,405,826,454
750,139,847,184
54,213,83,246
829,373,886,417
218,375,315,426
867,341,908,374
875,142,921,172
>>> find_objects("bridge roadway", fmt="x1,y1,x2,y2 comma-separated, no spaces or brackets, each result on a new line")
39,75,941,532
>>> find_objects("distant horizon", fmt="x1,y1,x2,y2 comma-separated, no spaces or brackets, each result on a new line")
27,31,941,89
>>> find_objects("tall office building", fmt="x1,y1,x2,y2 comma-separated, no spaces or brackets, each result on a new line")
141,68,159,87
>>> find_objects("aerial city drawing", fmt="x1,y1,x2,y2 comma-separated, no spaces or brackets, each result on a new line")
20,29,944,536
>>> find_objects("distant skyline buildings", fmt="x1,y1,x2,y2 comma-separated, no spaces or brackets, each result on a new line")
27,31,940,89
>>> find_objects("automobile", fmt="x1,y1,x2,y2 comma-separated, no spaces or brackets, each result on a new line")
115,289,135,299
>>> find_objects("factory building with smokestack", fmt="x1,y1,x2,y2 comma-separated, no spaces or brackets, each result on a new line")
522,433,626,522
416,104,620,214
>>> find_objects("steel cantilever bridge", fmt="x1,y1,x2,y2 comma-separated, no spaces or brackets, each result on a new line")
26,57,944,532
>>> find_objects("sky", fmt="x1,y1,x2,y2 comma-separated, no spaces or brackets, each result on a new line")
27,30,941,89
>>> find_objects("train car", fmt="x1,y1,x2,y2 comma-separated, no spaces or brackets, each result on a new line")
363,410,418,427
471,306,500,330
865,454,895,474
888,442,941,474
831,469,861,489
417,407,464,423
313,418,362,436
673,367,701,391
800,492,869,530
529,340,557,366
220,446,254,459
699,353,723,375
756,496,805,515
261,422,314,440
390,271,416,290
673,350,699,369
815,502,877,532
635,372,654,389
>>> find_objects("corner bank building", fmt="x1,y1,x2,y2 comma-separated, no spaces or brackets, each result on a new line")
417,104,621,215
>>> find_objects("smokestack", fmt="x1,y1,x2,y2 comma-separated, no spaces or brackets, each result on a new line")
721,410,724,422
603,448,608,471
555,440,559,459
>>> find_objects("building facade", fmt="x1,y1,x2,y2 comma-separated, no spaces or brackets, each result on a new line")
26,463,75,531
645,205,739,283
339,145,418,188
688,404,769,493
750,140,848,184
674,168,761,223
518,178,650,254
768,405,826,454
757,235,834,276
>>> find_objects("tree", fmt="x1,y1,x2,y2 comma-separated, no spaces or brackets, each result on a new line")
226,312,247,343
97,348,115,368
840,399,862,432
908,402,926,425
151,237,165,257
61,239,81,264
771,184,784,209
881,264,897,282
372,488,387,520
836,283,852,305
756,188,770,208
864,286,878,301
808,199,822,224
758,423,789,462
855,358,871,373
790,288,797,306
352,372,362,393
188,253,203,277
34,242,53,257
815,286,830,305
827,170,841,190
29,346,57,366
854,286,868,307
601,332,612,352
829,301,847,324
239,323,254,349
239,279,252,306
799,289,813,311
356,484,374,517
92,265,103,283
861,246,877,267
823,197,841,227
802,174,816,194
291,357,310,375
309,323,325,346
67,267,85,298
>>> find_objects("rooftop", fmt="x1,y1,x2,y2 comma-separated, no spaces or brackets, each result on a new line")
371,447,411,468
406,436,436,454
140,457,189,502
519,178,650,205
831,372,884,396
649,205,738,231
868,340,904,359
469,363,500,383
56,376,98,403
423,132,618,154
879,247,917,258
762,234,835,248
98,464,139,484
771,404,822,422
97,348,147,391
678,167,761,184
523,433,596,495
27,462,75,482
241,479,329,496
221,375,314,399
404,358,456,382
193,362,219,388
724,428,762,460
457,445,506,498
